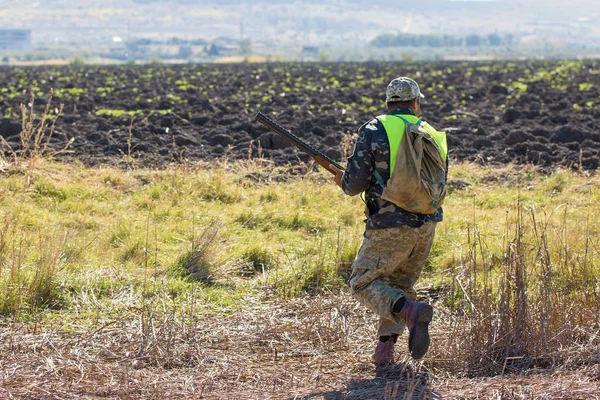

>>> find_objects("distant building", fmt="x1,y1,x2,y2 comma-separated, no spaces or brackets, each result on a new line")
0,29,32,51
301,46,319,61
205,37,240,57
302,46,319,55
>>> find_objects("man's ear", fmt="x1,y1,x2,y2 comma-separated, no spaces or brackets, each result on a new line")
412,97,421,116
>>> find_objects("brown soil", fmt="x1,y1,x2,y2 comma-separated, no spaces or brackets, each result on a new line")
1,60,599,169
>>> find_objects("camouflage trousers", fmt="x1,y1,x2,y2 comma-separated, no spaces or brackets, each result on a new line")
349,222,437,337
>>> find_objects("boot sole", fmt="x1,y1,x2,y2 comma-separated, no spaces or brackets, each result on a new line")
408,304,433,360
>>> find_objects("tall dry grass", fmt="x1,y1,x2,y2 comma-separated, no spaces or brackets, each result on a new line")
0,216,73,315
432,196,600,376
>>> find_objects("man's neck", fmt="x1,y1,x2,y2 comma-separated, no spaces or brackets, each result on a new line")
388,107,415,115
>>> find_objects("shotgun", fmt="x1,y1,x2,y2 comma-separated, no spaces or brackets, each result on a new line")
254,111,345,175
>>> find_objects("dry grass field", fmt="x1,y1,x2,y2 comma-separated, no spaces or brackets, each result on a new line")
1,294,599,399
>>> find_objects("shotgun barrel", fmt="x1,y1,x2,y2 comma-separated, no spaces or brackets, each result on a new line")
255,111,345,174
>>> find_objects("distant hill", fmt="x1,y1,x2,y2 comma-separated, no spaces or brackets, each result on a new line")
0,0,598,51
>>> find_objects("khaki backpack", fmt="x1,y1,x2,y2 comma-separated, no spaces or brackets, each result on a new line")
377,115,448,215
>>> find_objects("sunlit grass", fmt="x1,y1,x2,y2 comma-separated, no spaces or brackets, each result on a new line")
0,159,599,327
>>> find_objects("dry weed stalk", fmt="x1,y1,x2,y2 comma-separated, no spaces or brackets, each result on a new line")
341,129,357,160
0,90,70,170
174,219,221,284
119,112,153,170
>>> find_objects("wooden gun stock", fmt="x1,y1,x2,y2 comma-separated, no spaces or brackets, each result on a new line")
254,111,345,175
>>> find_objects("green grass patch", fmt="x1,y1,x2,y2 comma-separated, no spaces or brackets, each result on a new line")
95,109,143,117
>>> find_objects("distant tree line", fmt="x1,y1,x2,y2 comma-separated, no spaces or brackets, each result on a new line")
130,37,208,46
370,33,514,48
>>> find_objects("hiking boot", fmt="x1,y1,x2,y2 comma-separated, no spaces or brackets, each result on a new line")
370,338,395,365
398,297,433,360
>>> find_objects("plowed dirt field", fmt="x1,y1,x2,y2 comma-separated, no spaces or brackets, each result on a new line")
1,60,599,169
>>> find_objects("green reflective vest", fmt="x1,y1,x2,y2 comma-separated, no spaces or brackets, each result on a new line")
376,114,448,173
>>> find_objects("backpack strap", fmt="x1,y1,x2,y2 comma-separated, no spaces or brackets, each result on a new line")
389,114,423,127
373,170,386,187
373,114,422,188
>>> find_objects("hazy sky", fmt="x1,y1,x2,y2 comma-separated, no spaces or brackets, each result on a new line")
0,0,598,45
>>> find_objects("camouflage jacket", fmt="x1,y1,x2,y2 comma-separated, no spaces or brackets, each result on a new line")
341,108,444,230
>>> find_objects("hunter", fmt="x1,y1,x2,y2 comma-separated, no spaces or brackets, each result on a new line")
331,77,447,364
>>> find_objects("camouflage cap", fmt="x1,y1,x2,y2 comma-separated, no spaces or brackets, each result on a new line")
385,77,425,102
